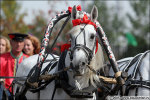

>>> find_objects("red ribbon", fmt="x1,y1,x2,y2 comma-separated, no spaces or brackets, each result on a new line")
61,43,71,52
61,5,98,53
95,39,98,54
72,14,97,29
8,35,15,39
68,5,82,13
68,5,96,29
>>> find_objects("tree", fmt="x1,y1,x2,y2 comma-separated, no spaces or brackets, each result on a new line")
0,0,28,37
123,0,150,57
27,10,47,41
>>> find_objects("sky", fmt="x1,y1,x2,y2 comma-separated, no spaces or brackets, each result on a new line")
19,1,132,25
19,1,91,24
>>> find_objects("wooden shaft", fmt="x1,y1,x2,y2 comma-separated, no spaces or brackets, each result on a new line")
99,75,117,84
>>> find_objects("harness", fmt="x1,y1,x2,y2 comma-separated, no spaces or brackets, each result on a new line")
13,51,94,99
97,50,150,97
53,50,95,99
14,57,58,99
124,50,150,96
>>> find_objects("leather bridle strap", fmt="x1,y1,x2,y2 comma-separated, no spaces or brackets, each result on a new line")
74,25,87,46
70,25,95,63
72,44,93,62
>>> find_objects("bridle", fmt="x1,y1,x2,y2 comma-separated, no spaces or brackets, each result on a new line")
69,25,96,70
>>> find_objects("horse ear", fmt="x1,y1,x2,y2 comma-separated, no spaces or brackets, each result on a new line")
71,5,77,19
90,5,98,22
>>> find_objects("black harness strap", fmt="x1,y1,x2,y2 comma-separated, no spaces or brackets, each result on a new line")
125,80,150,96
123,53,142,72
74,25,86,46
60,80,93,98
129,52,147,96
51,50,68,99
132,52,148,79
125,80,150,89
29,61,58,93
0,76,27,80
57,50,68,82
51,85,57,100
40,60,58,75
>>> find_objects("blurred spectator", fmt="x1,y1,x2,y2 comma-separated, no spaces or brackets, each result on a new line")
0,36,11,99
0,35,11,54
0,33,28,94
23,35,40,56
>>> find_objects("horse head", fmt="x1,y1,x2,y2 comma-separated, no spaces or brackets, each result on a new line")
65,5,104,89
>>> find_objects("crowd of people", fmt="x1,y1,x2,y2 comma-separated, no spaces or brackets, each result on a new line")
0,33,41,99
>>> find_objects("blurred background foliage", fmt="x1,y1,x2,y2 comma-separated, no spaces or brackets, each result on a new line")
1,0,28,35
0,0,149,59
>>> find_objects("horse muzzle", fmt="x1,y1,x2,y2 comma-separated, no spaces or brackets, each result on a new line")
72,49,88,64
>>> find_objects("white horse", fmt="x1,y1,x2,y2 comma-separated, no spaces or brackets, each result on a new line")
103,50,150,98
14,6,104,100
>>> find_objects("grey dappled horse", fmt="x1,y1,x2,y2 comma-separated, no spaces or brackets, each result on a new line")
14,5,150,100
14,6,104,100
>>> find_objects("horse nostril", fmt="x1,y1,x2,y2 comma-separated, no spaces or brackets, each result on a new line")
77,48,80,51
82,62,85,66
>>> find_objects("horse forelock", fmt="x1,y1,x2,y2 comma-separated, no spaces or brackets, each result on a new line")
68,25,83,35
68,24,95,36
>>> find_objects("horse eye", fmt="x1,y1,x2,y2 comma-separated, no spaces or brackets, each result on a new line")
90,34,95,40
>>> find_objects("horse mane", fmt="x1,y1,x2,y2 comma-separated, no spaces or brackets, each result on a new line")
89,43,104,87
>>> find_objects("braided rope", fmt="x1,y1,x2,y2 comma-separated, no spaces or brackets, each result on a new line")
37,10,70,69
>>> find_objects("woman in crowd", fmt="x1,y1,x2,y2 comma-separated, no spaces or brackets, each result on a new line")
23,35,41,56
0,35,11,54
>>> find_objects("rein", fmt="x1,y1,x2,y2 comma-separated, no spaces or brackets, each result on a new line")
0,76,27,81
